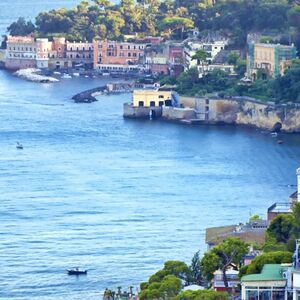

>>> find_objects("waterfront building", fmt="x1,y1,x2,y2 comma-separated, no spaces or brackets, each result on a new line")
66,41,93,68
93,39,145,72
247,42,297,80
5,35,37,70
123,88,180,119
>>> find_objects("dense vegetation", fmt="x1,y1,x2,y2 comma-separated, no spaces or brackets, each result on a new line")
6,0,300,103
5,0,300,47
160,58,300,103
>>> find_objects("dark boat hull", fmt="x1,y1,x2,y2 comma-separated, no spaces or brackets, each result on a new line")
67,270,87,275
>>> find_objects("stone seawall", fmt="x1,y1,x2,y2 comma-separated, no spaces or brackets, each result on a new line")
180,96,300,133
123,103,162,119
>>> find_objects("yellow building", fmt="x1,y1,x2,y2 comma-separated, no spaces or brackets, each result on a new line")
247,42,297,79
132,89,175,107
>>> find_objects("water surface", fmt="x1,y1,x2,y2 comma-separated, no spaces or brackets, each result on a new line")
0,70,300,299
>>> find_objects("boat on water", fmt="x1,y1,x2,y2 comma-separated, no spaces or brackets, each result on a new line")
62,74,72,79
67,268,87,275
277,140,284,144
16,142,23,150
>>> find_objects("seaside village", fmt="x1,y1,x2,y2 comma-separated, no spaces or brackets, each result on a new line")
99,169,300,300
3,32,300,300
0,32,299,130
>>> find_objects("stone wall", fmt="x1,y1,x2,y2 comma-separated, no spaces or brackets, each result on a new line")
123,103,162,119
162,106,197,121
180,96,300,133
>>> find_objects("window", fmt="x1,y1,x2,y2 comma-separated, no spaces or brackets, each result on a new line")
159,95,164,99
150,101,155,107
138,101,144,107
133,53,137,57
159,101,164,107
128,53,131,57
120,45,123,50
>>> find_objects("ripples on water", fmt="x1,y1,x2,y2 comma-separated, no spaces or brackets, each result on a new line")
0,70,300,299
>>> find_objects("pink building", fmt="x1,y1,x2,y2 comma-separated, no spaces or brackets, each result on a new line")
93,39,145,71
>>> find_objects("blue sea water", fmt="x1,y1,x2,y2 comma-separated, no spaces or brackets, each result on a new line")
1,1,300,299
0,70,300,299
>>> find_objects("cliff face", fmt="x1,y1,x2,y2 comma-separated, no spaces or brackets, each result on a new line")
180,96,300,133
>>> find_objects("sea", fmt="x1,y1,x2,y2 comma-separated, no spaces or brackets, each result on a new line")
1,1,300,300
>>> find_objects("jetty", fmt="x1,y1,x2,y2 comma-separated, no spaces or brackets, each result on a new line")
72,83,134,103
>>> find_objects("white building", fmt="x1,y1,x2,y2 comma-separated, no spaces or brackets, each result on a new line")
184,39,228,69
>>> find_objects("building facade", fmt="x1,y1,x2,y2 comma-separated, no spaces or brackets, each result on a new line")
93,39,145,72
5,36,37,69
247,42,297,80
132,89,176,107
184,39,228,69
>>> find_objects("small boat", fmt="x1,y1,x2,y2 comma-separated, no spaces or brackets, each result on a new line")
62,74,72,79
73,72,80,77
16,142,23,150
67,268,87,275
270,132,278,137
277,140,284,144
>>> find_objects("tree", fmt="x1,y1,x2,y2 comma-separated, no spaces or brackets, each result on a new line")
267,214,294,244
93,0,112,10
227,51,240,66
189,251,202,285
175,289,229,300
7,17,35,36
139,275,182,300
239,251,293,277
192,49,209,65
159,16,194,38
201,238,248,291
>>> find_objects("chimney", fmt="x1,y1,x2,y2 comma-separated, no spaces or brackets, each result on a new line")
297,168,300,202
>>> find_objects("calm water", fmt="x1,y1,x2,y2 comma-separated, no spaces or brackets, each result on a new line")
1,1,300,299
0,70,300,299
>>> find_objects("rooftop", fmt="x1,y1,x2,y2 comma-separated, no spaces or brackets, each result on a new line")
242,264,287,282
268,202,292,213
206,223,266,246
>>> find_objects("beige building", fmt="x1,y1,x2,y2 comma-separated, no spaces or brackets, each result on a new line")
132,90,175,107
247,42,297,79
5,36,37,69
66,41,93,68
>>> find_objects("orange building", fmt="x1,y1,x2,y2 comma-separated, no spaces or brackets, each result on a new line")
93,39,145,71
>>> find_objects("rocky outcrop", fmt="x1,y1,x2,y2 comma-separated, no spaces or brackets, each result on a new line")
180,96,300,133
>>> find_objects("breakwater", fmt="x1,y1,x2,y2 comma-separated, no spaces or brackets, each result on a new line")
72,82,134,103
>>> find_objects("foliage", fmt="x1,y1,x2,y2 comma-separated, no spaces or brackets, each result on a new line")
201,238,248,289
192,49,209,63
7,17,35,36
189,251,202,285
249,215,262,222
175,289,229,300
6,0,300,50
239,251,293,277
267,214,294,244
139,275,182,300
